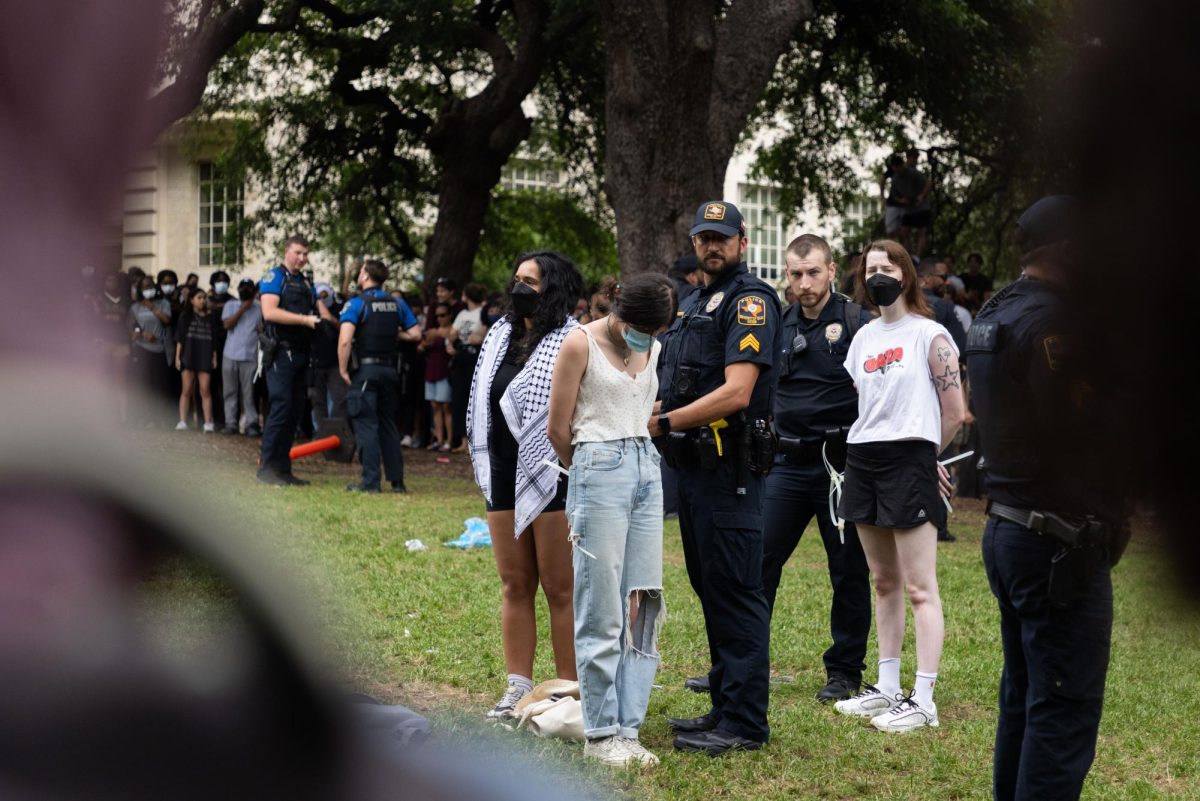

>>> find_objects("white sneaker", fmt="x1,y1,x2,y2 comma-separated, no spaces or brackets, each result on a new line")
834,684,903,718
202,422,215,433
871,697,939,732
619,737,659,767
584,736,658,768
440,442,451,452
400,435,413,448
485,681,528,721
174,421,189,431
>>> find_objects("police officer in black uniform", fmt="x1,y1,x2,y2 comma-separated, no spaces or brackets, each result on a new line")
257,235,337,485
968,196,1130,801
338,259,421,493
767,234,874,704
653,200,782,755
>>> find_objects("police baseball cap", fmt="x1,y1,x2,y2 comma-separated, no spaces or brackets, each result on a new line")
1017,195,1078,253
689,201,746,238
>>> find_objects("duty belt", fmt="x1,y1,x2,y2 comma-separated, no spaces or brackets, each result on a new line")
987,501,1113,549
777,430,849,466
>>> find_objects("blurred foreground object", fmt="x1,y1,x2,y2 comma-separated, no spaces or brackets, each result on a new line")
0,2,597,798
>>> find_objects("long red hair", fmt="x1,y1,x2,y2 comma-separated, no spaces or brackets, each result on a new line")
855,239,933,318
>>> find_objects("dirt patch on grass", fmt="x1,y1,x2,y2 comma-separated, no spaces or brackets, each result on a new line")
355,676,484,714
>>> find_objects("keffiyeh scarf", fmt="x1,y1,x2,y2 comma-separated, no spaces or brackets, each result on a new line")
467,315,577,536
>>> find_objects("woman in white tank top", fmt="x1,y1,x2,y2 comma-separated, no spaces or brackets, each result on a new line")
548,273,677,768
833,240,965,733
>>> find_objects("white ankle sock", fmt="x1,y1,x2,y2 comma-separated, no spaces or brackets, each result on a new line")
507,674,533,693
915,672,937,709
877,658,901,696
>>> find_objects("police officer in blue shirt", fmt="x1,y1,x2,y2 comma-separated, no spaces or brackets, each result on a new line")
652,200,782,755
338,259,421,493
767,234,874,704
256,235,338,485
968,196,1130,801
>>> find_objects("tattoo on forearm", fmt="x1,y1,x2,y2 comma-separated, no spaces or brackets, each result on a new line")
935,365,960,391
937,346,952,363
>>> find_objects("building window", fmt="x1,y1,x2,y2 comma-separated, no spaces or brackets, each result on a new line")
839,194,876,253
198,162,244,267
738,183,783,283
502,159,560,191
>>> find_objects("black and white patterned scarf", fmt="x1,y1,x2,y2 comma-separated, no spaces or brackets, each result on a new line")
467,315,577,536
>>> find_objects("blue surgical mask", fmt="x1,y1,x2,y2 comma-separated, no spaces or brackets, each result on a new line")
622,326,653,353
214,281,229,295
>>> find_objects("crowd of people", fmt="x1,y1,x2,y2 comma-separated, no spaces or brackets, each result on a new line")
83,194,1121,800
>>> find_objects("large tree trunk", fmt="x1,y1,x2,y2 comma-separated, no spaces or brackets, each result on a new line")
600,0,814,277
423,107,533,290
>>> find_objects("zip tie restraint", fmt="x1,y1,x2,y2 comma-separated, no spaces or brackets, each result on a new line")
936,450,974,515
822,442,846,544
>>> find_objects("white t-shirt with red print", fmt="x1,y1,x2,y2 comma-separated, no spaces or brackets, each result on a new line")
843,313,958,447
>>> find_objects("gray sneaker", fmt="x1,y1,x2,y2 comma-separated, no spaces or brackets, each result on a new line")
485,681,528,721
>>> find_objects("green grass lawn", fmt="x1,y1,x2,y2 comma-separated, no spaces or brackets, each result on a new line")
155,433,1200,800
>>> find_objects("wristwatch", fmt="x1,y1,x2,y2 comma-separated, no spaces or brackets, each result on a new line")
658,414,672,435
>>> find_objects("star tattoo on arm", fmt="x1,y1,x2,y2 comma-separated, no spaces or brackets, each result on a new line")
935,365,960,391
937,345,952,363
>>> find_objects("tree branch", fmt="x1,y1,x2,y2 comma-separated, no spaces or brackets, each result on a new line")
708,0,815,154
144,0,274,135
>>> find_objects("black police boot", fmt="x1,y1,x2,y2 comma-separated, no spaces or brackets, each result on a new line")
684,675,710,694
816,675,858,704
673,729,763,756
255,470,289,486
281,474,310,487
391,481,408,494
937,527,957,542
667,712,719,733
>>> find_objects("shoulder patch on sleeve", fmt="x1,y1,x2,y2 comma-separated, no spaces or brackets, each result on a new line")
739,332,761,353
737,295,767,326
261,271,274,283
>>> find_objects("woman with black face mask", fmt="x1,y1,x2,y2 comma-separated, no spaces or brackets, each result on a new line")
466,251,584,721
833,239,965,734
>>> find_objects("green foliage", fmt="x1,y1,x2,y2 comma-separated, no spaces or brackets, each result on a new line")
194,0,598,275
474,186,618,291
752,0,1076,280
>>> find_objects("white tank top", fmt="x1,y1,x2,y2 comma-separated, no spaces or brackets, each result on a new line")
570,327,660,444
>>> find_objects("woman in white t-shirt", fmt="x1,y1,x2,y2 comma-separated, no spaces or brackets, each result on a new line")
547,273,676,769
833,239,964,733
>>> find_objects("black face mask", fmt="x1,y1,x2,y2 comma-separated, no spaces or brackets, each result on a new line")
510,281,539,319
866,274,904,308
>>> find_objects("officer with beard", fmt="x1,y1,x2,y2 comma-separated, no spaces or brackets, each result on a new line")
968,196,1130,800
766,234,874,703
651,200,781,755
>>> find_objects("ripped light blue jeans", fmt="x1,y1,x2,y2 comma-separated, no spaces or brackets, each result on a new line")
568,438,665,740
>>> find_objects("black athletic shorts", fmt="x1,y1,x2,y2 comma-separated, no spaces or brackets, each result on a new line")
485,455,569,513
901,209,932,229
838,440,945,530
